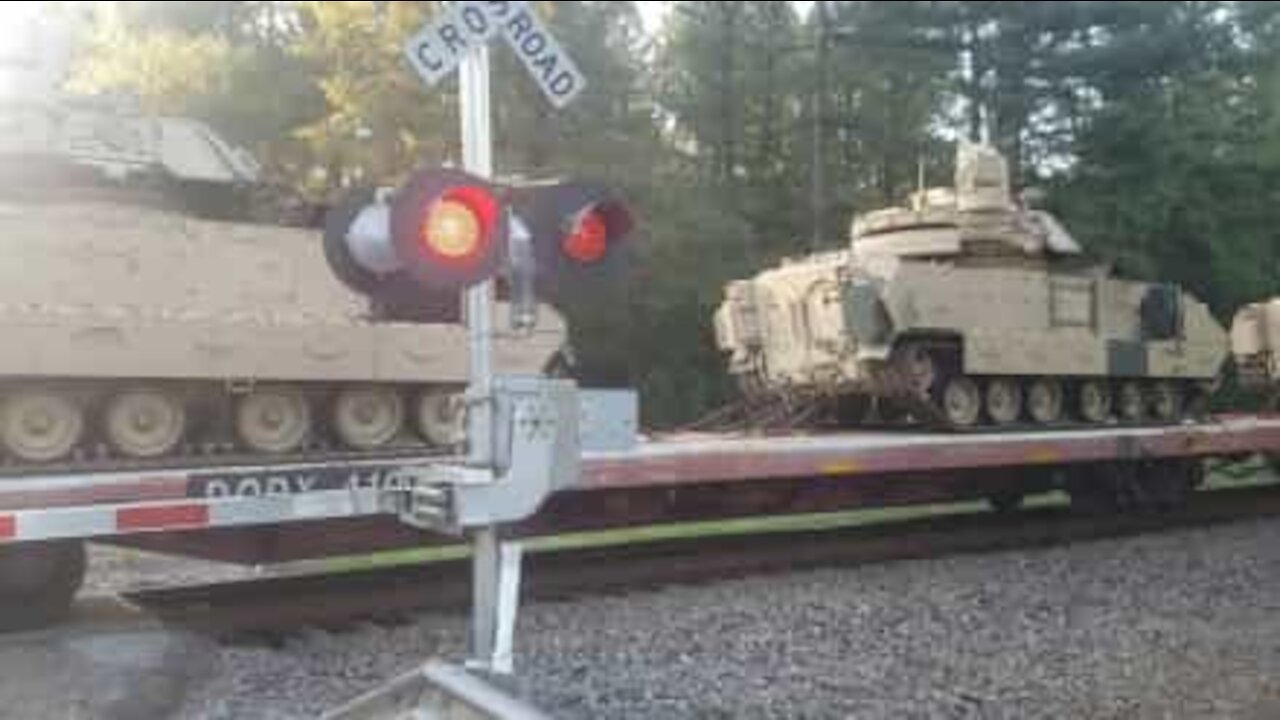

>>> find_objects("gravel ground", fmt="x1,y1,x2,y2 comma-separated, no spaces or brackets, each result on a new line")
164,517,1280,719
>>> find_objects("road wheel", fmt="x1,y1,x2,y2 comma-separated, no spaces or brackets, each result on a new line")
984,379,1023,426
1148,381,1184,423
0,390,84,462
416,390,466,447
1077,380,1112,425
1117,382,1145,423
235,387,312,454
1026,379,1064,425
105,389,187,458
940,376,982,427
333,386,405,450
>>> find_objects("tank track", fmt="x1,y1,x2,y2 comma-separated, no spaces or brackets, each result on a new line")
0,380,466,472
714,346,1213,435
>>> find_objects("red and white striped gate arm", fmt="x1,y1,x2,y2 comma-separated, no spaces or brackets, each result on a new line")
0,488,392,543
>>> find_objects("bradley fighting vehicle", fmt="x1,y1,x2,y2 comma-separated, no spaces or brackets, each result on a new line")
714,143,1228,428
1230,299,1280,404
0,42,564,465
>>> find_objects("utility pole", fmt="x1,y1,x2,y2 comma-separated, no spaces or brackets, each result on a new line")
811,0,830,250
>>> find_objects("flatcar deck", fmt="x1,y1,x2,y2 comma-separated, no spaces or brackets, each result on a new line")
582,416,1280,489
0,416,1271,547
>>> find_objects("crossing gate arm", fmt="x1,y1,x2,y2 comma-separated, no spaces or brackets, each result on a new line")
0,486,398,544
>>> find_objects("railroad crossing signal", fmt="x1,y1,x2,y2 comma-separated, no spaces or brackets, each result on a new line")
323,168,507,300
391,168,508,291
323,171,633,307
510,180,634,296
405,0,586,108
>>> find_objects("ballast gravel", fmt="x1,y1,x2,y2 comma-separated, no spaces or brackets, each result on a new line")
163,518,1280,719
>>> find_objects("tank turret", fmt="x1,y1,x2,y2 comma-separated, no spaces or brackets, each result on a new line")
851,142,1082,263
715,143,1227,429
0,18,261,219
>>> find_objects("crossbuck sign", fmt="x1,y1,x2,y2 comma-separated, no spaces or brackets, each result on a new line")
406,0,587,109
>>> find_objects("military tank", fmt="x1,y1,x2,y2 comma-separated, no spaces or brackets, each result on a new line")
1230,298,1280,400
0,48,564,465
715,143,1228,428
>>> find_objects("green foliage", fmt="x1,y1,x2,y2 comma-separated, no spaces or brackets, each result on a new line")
290,1,448,194
69,6,237,114
657,2,807,260
1048,2,1280,318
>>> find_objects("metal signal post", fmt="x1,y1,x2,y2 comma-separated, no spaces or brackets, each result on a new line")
457,43,519,675
459,45,493,467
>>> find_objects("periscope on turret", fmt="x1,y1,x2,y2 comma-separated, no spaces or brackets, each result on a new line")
714,143,1228,429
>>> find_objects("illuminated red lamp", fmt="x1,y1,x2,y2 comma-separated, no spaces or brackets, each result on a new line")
418,185,501,269
562,207,609,265
392,168,508,292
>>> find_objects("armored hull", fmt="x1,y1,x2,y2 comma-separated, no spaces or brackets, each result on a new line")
715,144,1228,428
0,56,563,462
1230,299,1280,396
0,199,564,463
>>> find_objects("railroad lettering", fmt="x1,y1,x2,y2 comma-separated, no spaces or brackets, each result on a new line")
413,41,446,74
381,471,416,492
521,31,547,58
345,470,418,492
501,6,585,108
438,22,468,56
347,471,381,491
548,69,575,96
506,10,533,43
458,5,490,37
202,474,320,499
483,1,518,17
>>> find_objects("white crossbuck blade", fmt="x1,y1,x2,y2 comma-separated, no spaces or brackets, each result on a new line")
405,0,587,108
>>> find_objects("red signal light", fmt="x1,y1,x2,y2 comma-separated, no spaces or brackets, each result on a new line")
322,168,508,315
419,185,499,268
390,168,509,292
562,207,609,265
508,181,634,299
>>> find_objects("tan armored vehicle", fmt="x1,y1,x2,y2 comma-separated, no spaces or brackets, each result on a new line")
1230,299,1280,397
715,143,1228,428
0,48,564,464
